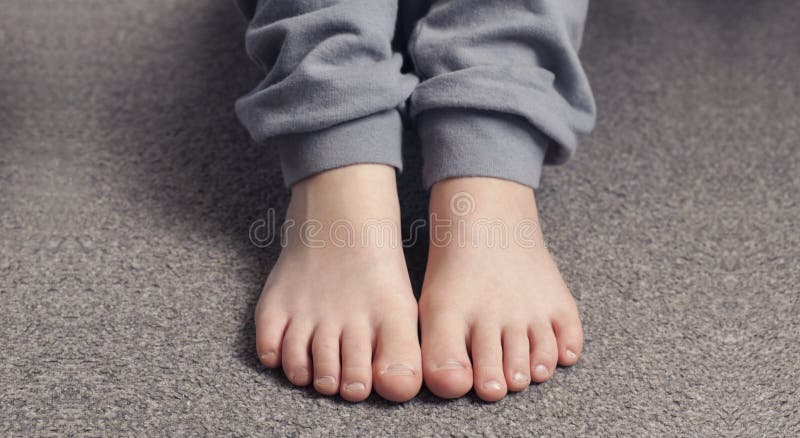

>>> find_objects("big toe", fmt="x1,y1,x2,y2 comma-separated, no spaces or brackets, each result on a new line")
421,314,473,399
372,319,422,402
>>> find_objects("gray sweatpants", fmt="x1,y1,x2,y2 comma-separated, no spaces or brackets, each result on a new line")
235,0,596,189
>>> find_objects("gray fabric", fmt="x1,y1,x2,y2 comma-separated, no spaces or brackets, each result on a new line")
407,0,595,188
416,109,549,187
236,0,595,188
274,110,406,185
1,0,799,435
235,0,418,186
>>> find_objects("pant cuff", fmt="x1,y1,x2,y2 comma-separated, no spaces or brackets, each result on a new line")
417,109,550,189
274,109,404,187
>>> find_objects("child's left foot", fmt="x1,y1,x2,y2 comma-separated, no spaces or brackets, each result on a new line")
419,177,584,402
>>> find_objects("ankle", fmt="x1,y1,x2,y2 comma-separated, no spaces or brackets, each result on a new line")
428,177,547,252
293,164,397,197
289,164,400,218
430,177,537,219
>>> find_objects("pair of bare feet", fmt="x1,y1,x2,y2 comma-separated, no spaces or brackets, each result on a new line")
255,164,583,402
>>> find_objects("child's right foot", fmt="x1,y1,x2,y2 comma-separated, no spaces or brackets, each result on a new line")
255,164,422,402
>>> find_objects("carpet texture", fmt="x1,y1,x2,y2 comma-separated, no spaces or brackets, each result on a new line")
1,0,798,435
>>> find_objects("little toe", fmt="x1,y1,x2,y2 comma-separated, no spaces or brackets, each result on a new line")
502,326,531,391
255,311,288,368
311,324,341,396
529,320,559,383
281,319,314,386
552,310,584,366
372,319,422,402
339,323,373,402
471,325,508,402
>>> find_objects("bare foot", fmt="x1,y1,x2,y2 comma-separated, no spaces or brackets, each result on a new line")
419,177,584,402
255,164,422,402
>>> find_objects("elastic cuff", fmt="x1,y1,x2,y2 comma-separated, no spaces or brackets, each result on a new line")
417,109,550,189
273,109,404,187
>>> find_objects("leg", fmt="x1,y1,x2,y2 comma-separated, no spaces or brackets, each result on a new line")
407,0,596,401
236,0,422,401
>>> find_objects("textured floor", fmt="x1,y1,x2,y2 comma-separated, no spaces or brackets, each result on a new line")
1,0,798,435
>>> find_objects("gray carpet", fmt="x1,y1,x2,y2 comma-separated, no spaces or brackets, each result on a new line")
1,0,798,435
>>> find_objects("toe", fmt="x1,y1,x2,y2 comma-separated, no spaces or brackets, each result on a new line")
471,325,508,402
529,320,559,383
281,319,314,386
372,319,422,402
421,315,473,399
339,323,373,402
255,310,288,368
311,324,341,396
501,326,531,391
552,308,584,366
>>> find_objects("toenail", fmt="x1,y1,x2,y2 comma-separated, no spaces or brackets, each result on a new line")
315,376,336,387
435,360,467,371
512,371,528,383
565,349,578,361
483,380,503,391
345,382,366,393
260,351,277,362
290,368,309,382
382,364,416,376
534,365,550,380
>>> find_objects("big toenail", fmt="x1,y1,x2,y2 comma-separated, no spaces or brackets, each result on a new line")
436,360,467,370
512,371,528,383
382,364,416,376
290,368,309,382
483,380,503,391
534,365,549,380
260,351,277,362
565,349,578,361
345,382,366,392
315,376,336,387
